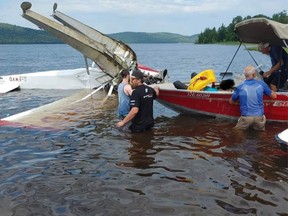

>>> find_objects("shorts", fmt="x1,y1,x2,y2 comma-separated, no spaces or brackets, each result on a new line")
234,115,266,130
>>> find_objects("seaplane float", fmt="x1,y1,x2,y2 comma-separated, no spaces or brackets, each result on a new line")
155,18,288,122
0,2,167,94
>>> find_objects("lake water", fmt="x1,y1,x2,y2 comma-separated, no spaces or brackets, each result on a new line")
0,44,287,215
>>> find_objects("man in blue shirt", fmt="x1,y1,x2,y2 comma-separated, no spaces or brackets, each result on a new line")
258,43,288,91
229,65,277,130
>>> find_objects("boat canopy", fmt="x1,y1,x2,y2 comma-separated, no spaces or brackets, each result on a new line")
235,18,288,47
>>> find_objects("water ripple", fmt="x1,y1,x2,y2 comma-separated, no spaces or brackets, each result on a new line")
0,44,287,215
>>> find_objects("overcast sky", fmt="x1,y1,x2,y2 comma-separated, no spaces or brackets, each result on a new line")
1,0,287,35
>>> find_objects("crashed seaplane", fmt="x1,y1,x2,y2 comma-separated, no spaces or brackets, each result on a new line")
0,2,167,129
0,2,167,94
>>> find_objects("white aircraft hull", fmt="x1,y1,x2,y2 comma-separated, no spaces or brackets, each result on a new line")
0,77,20,93
0,67,112,92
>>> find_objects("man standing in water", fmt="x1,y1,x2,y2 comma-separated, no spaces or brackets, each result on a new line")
229,65,277,130
116,69,159,132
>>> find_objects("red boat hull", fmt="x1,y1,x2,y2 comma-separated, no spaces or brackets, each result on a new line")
157,87,288,122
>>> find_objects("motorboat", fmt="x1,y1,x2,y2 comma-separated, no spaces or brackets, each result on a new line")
156,18,288,122
0,2,167,94
156,82,287,122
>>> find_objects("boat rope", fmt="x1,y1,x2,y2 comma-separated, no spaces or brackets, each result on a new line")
221,42,242,80
283,39,288,48
70,85,105,105
243,43,262,70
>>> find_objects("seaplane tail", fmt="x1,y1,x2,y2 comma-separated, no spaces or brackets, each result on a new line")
20,2,136,79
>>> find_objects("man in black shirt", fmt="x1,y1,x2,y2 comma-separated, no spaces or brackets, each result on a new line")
116,69,159,132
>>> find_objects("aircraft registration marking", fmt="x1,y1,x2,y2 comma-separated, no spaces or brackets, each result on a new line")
9,76,27,82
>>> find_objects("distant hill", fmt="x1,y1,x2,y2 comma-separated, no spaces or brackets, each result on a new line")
109,32,198,43
0,23,198,44
0,23,61,44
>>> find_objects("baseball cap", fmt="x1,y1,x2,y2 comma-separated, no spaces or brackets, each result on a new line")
131,69,144,79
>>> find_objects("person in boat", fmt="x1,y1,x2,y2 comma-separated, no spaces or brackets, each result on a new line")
229,65,277,130
258,43,288,91
117,69,133,118
219,79,235,92
116,69,159,132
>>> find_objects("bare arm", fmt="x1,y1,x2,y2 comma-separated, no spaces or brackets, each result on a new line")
124,84,133,96
229,97,238,105
263,61,282,78
154,86,160,97
270,91,277,99
116,107,139,127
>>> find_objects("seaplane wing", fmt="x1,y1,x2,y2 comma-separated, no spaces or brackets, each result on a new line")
0,89,117,130
20,2,137,78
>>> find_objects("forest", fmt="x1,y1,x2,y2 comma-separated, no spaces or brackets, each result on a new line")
0,11,287,44
0,23,197,44
196,10,288,44
0,23,61,44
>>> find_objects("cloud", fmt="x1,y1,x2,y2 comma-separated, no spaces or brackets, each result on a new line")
1,0,287,35
54,0,238,15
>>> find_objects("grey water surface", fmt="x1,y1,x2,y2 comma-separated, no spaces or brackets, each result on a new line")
0,44,287,215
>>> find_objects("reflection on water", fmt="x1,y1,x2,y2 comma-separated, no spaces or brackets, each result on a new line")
0,106,287,215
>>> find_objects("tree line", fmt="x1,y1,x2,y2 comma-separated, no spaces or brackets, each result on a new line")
0,23,61,44
1,10,287,44
197,10,288,44
0,23,197,44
